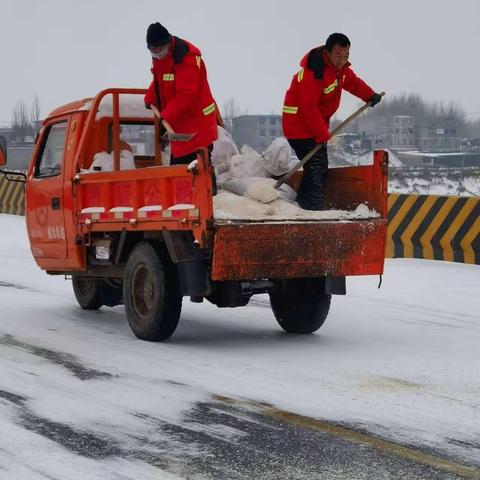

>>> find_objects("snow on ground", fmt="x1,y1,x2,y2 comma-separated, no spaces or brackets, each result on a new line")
389,175,480,197
0,214,479,478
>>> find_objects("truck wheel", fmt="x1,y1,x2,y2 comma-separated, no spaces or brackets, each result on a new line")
72,276,123,309
269,278,331,334
72,276,104,310
123,242,182,341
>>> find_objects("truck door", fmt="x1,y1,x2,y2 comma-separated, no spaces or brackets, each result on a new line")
26,120,68,260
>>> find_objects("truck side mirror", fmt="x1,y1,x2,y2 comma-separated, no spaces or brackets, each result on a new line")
0,136,7,166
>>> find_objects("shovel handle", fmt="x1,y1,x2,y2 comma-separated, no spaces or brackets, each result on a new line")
149,104,176,134
274,143,323,188
161,119,175,135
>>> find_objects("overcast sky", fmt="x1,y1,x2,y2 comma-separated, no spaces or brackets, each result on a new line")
1,0,479,124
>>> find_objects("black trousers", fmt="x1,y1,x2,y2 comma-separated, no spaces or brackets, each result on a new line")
288,138,328,210
171,145,217,195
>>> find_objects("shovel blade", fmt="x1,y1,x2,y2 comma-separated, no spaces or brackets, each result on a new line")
165,132,196,142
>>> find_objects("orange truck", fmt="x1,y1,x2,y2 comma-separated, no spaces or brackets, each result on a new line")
0,88,389,341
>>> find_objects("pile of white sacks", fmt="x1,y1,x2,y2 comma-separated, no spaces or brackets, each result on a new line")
211,127,380,221
211,127,299,202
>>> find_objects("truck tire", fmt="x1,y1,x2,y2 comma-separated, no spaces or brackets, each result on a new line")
123,242,182,341
269,278,331,334
72,276,123,310
72,276,104,310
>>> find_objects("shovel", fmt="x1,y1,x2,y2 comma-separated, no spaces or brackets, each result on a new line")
150,104,196,142
274,91,385,189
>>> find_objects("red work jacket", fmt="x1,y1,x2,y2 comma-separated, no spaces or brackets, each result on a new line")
145,37,218,158
282,46,375,142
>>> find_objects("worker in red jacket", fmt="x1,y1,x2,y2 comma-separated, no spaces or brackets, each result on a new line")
144,22,218,167
282,33,382,210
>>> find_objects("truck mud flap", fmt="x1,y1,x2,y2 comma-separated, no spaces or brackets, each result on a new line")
162,231,210,297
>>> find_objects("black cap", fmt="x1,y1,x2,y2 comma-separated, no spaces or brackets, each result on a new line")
146,22,171,48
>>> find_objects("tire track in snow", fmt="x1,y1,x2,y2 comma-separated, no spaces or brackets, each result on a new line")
0,388,121,460
0,335,114,380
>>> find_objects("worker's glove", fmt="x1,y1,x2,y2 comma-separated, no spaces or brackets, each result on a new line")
368,93,382,107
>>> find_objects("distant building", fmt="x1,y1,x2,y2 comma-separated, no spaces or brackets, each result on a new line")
354,115,388,150
390,116,416,149
354,114,463,153
355,115,415,150
232,115,282,152
396,151,480,168
415,126,460,152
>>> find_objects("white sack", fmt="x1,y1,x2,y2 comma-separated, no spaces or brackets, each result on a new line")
240,145,259,156
90,150,136,171
211,126,239,174
229,153,268,178
224,177,296,202
262,137,294,176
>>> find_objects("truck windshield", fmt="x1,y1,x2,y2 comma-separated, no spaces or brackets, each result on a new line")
35,122,68,177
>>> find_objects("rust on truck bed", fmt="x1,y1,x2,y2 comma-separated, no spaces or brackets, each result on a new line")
211,219,387,281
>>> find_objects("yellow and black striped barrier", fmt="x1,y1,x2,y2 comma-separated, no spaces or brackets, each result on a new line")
387,193,480,265
0,175,25,215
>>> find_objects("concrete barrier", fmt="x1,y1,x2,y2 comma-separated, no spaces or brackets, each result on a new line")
387,193,480,265
0,175,25,215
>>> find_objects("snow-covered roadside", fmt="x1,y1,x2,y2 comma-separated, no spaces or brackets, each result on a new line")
0,213,479,476
389,175,480,197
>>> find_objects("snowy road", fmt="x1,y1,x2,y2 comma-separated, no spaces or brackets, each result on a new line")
0,214,479,479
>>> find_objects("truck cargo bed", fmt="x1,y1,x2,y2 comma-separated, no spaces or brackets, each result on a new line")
211,151,389,281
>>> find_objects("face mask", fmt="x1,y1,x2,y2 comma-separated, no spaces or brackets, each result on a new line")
151,46,169,60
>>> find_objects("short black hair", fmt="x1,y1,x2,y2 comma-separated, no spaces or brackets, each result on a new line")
325,33,351,52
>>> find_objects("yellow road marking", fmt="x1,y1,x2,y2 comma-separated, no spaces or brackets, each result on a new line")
214,394,480,479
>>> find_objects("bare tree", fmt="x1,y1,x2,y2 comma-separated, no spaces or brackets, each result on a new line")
222,98,246,134
31,94,41,134
360,92,478,137
11,99,30,143
10,95,42,143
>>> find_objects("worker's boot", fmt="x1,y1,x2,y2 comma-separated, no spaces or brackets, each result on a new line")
297,194,325,211
297,145,328,210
